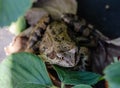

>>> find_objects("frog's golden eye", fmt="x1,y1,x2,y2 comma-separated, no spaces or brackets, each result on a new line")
63,46,68,50
61,46,69,51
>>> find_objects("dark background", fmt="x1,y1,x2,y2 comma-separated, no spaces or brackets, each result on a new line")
77,0,120,39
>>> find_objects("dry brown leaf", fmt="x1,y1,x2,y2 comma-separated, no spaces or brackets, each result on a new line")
106,37,120,46
34,0,77,19
91,42,120,74
25,8,48,26
4,27,33,55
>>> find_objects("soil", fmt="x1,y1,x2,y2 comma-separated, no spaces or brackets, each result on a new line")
0,27,14,62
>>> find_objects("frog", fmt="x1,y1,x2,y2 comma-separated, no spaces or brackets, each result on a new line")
5,14,90,69
26,13,109,68
36,21,90,68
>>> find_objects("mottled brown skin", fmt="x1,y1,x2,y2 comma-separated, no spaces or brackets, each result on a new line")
5,14,90,69
26,14,50,52
39,21,81,67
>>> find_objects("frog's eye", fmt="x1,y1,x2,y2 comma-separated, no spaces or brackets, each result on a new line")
63,46,69,51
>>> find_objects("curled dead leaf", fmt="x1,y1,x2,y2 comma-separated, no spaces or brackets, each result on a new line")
4,27,33,55
106,37,120,46
25,8,48,26
4,36,28,55
91,42,120,74
33,0,77,19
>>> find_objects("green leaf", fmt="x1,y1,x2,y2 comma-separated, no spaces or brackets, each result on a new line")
16,83,47,88
54,65,101,85
0,52,53,88
0,0,32,27
104,62,120,88
72,84,92,88
16,83,58,88
9,16,26,35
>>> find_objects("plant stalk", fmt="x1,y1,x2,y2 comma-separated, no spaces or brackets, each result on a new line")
61,82,65,88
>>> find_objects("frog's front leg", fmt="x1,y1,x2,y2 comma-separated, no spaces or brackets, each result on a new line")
61,13,92,36
25,15,51,53
74,47,91,71
61,13,109,48
75,36,98,47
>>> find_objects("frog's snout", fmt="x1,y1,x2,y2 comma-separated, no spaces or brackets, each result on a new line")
56,47,79,67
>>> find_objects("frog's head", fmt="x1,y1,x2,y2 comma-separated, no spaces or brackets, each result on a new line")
55,47,80,67
40,44,80,67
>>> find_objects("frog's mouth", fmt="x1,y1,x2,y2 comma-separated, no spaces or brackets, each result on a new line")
55,47,80,67
40,47,80,67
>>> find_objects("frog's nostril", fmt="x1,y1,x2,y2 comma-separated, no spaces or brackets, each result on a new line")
63,46,68,50
61,57,64,60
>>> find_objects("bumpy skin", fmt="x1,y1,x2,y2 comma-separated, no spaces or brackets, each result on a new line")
61,14,109,46
26,14,51,53
5,14,90,69
5,13,120,74
39,21,80,67
25,15,90,68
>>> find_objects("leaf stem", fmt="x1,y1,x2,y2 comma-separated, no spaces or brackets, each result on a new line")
61,82,65,88
50,85,58,88
99,76,105,81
